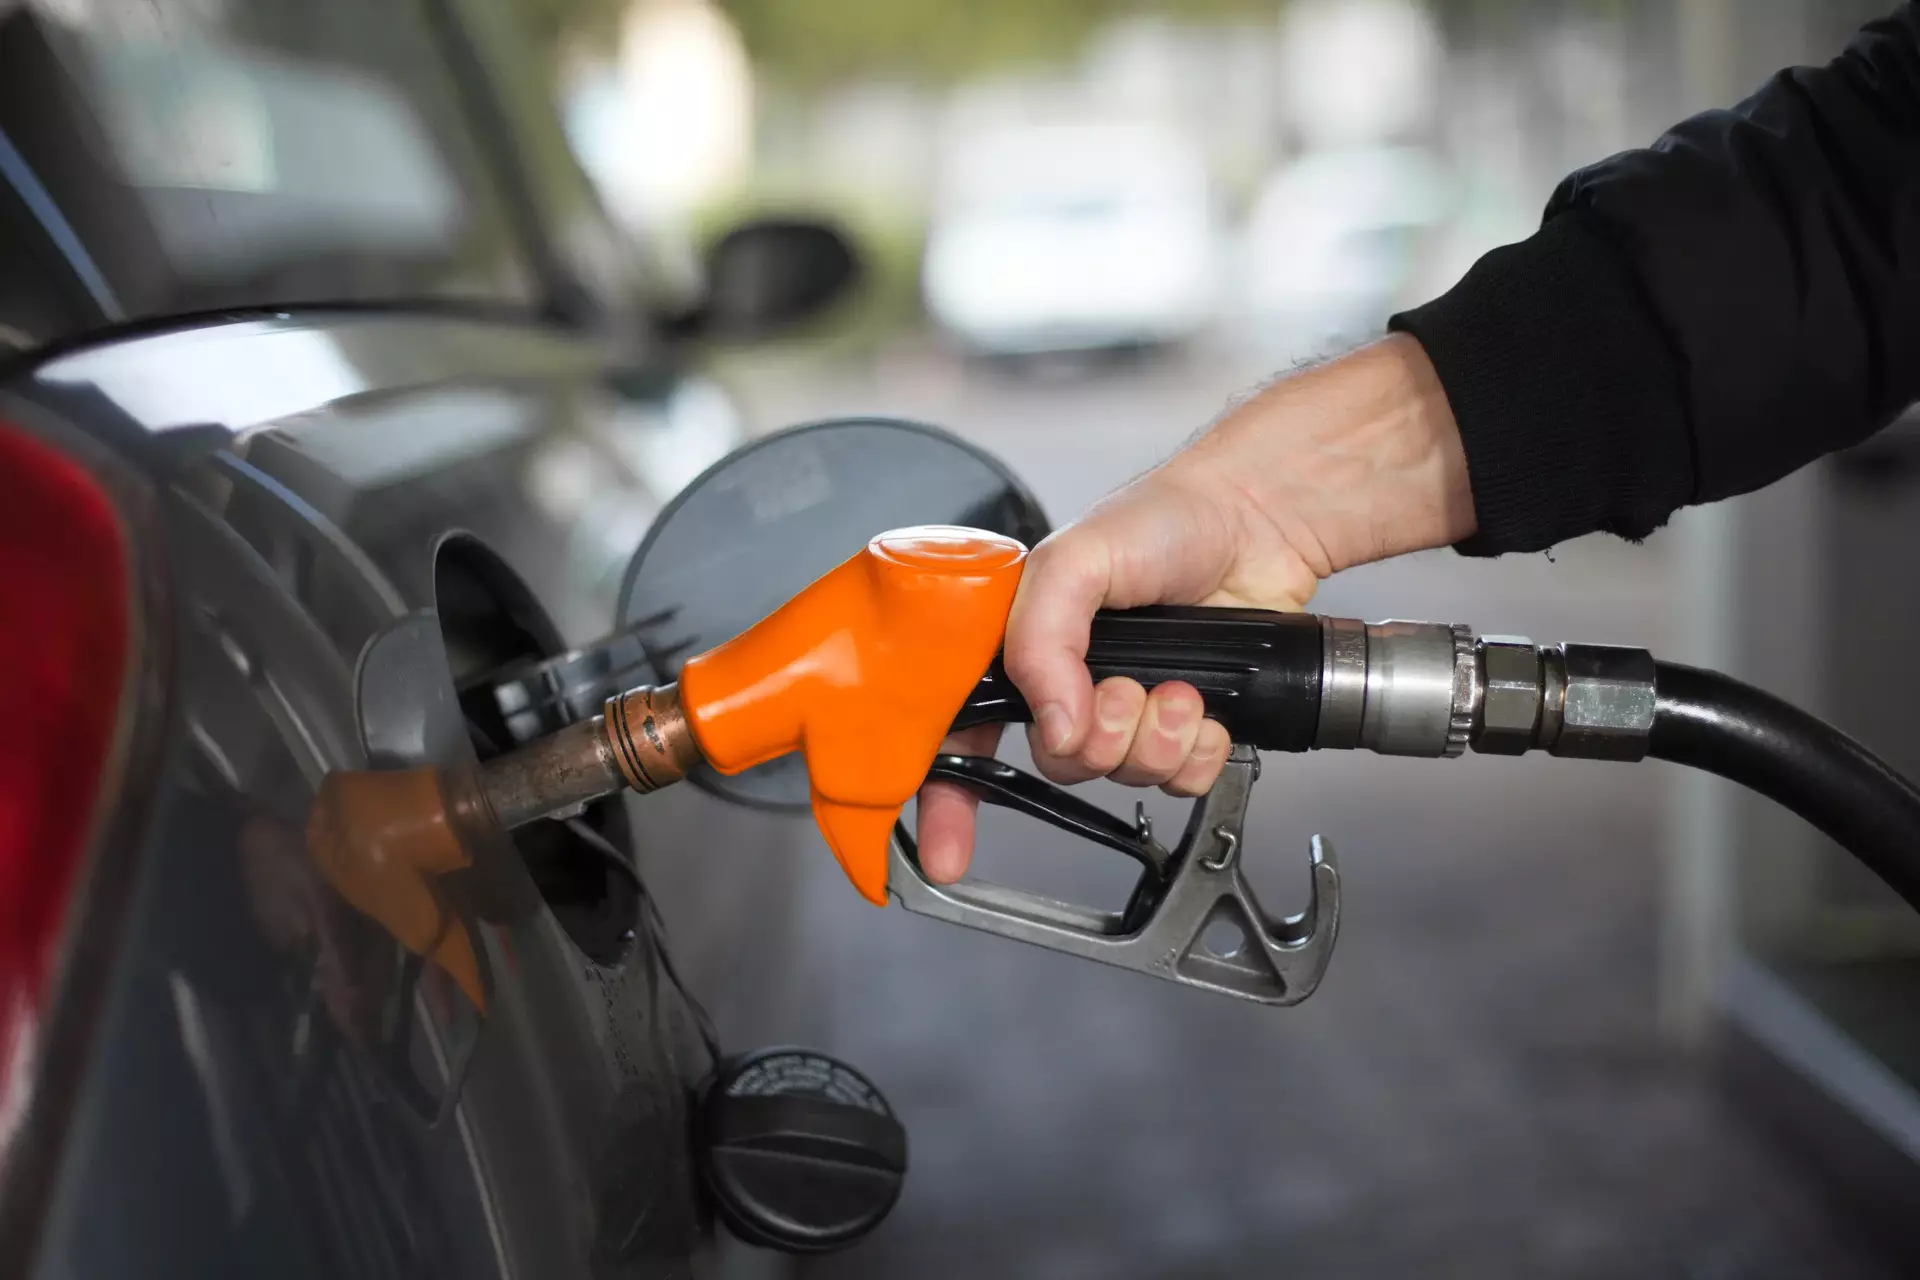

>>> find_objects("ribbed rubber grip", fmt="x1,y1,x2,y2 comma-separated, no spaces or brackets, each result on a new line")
953,605,1323,752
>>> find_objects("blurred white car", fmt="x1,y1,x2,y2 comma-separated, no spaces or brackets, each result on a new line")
921,121,1221,357
1235,145,1453,360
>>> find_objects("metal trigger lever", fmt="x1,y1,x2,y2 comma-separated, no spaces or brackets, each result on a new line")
921,753,1172,881
890,745,1341,1007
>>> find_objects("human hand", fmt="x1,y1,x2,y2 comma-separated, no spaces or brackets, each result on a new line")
915,335,1475,883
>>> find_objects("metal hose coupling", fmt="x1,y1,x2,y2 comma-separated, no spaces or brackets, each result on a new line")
1313,619,1658,762
479,684,700,829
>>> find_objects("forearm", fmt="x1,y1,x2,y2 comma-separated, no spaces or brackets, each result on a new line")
1185,336,1476,575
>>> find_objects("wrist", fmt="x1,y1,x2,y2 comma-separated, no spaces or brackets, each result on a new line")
1190,335,1476,576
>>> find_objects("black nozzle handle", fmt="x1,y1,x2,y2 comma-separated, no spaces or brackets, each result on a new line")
953,605,1323,753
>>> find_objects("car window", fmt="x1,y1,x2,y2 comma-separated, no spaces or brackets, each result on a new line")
449,0,703,325
0,0,539,346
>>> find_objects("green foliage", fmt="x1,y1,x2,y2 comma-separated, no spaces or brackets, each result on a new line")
517,0,627,64
715,0,1282,85
521,0,1640,87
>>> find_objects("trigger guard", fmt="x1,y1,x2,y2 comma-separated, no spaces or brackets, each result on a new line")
891,745,1341,1007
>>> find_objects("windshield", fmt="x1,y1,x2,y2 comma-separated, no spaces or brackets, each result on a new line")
0,0,538,347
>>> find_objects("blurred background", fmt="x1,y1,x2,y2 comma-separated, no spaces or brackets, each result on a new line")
527,1,1920,1275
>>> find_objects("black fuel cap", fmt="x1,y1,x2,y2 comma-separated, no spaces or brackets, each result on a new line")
696,1047,908,1254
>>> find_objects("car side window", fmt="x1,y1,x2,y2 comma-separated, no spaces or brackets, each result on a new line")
0,0,540,346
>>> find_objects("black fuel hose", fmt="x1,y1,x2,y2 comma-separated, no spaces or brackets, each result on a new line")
1649,661,1920,913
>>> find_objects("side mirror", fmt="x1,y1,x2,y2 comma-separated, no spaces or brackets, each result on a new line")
672,217,862,342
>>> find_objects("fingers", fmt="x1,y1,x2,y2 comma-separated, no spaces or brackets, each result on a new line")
1002,535,1112,759
920,686,1225,885
1160,718,1231,797
915,780,978,885
1029,679,1225,795
1003,474,1241,762
997,477,1252,803
1110,682,1204,788
914,724,1002,884
1028,677,1145,785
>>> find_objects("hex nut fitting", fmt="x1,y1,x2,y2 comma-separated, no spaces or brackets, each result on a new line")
1549,644,1657,762
1472,637,1542,756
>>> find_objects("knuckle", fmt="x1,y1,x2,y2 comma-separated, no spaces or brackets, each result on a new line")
1000,642,1054,692
1020,536,1096,608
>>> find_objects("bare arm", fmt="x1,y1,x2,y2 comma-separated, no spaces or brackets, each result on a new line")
916,335,1474,883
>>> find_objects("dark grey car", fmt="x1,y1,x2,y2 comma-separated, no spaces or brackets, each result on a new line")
0,1,856,1275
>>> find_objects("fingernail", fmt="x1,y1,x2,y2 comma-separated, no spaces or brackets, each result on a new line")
1096,687,1132,733
1036,703,1073,754
1156,696,1195,732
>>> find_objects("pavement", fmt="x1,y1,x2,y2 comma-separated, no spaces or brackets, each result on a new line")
710,340,1899,1279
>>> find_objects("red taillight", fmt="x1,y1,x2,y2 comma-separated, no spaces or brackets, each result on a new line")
0,420,129,1111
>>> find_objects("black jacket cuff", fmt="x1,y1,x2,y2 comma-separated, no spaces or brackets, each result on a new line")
1387,211,1695,556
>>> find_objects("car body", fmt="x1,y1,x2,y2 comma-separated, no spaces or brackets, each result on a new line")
0,1,853,1276
920,119,1221,358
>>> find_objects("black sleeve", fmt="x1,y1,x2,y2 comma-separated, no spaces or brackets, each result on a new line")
1388,3,1920,556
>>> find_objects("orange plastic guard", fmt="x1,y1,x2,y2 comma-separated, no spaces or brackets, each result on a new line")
677,526,1027,904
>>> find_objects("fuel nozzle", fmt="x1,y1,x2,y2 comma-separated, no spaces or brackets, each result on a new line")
309,525,1030,949
312,521,1667,950
306,522,1681,1018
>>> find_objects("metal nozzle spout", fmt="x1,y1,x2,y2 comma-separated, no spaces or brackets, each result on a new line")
479,682,700,830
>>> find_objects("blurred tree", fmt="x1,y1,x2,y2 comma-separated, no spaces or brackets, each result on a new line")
516,0,628,72
520,0,1301,85
716,0,1282,84
518,0,1638,86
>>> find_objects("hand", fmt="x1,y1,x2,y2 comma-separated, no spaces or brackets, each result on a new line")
915,335,1476,883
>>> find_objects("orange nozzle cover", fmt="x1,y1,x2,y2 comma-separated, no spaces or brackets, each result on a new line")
306,765,486,1011
677,526,1027,904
